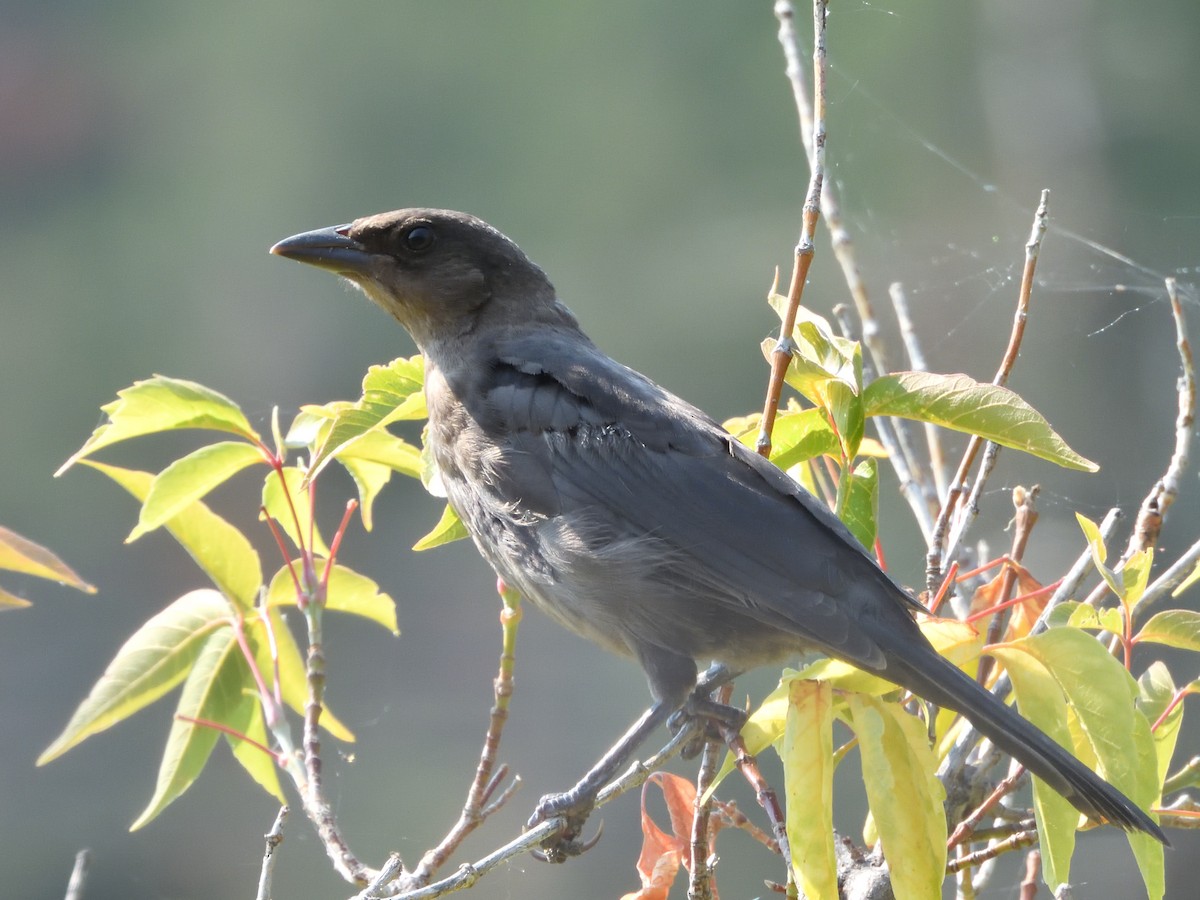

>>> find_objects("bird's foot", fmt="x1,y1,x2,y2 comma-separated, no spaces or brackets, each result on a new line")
527,791,603,863
669,695,749,759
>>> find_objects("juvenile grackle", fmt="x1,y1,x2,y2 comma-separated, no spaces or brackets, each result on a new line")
272,209,1165,858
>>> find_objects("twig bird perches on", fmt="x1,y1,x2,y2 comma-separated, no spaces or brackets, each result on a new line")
271,209,1165,859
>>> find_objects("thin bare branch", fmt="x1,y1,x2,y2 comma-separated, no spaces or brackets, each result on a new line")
688,684,731,900
63,849,90,900
927,190,1050,594
891,281,950,501
256,806,289,900
758,0,826,457
946,827,1038,874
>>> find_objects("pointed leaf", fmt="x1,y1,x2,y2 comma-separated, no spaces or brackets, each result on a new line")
767,408,841,469
131,441,266,540
1137,609,1200,652
986,644,1080,888
266,561,398,634
785,680,838,900
80,462,261,610
0,523,96,593
225,687,286,803
1122,548,1154,611
58,376,259,474
1137,663,1183,794
131,624,245,828
337,428,423,477
992,628,1163,898
847,694,946,900
0,587,33,609
308,355,427,478
413,502,469,551
262,466,329,556
39,589,234,764
1076,513,1123,599
840,458,878,549
338,457,392,532
863,372,1098,471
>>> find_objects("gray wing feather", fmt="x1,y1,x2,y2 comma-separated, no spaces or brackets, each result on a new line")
466,333,926,672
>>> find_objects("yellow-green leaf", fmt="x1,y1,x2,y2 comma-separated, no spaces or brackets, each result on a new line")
986,643,1080,888
266,561,398,635
80,462,262,610
0,523,95,595
992,628,1163,898
130,441,266,541
847,694,946,900
225,686,285,804
262,466,329,556
785,680,837,900
131,623,244,829
308,355,427,478
39,589,234,765
58,376,260,474
1137,663,1183,796
840,458,878,550
768,408,841,470
1138,609,1200,652
1123,548,1154,611
413,502,469,551
864,372,1098,472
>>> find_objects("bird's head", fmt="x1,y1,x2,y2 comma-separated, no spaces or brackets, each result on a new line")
271,208,569,350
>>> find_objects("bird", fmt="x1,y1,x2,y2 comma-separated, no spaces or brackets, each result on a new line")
271,208,1165,857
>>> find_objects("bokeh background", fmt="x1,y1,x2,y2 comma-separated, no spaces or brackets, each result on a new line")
4,2,1200,897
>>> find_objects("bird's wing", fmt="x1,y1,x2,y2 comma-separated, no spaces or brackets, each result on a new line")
469,331,924,672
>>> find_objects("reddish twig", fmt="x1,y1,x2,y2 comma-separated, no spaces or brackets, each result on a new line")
757,0,827,457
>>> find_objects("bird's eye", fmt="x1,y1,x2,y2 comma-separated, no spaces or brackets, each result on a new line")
403,224,436,253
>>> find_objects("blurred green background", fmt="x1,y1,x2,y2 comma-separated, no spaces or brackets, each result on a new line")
4,1,1199,897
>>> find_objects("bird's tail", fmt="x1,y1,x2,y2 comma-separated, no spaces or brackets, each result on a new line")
885,648,1166,843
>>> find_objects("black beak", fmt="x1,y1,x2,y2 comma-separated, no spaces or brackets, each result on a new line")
270,224,372,276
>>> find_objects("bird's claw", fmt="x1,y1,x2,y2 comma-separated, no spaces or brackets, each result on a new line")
668,702,748,759
527,792,602,863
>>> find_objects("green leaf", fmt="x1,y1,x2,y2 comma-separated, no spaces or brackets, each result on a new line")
130,441,266,541
58,376,260,474
266,560,399,634
1076,513,1123,600
840,458,878,549
986,643,1080,888
336,429,425,531
1066,602,1125,635
1122,548,1154,611
1137,663,1183,795
38,589,234,764
0,523,95,594
308,356,427,478
1137,609,1200,652
80,462,262,610
992,629,1163,898
413,502,469,551
225,685,285,804
784,680,838,900
131,623,245,829
262,466,329,556
765,408,841,469
847,694,946,900
863,372,1098,472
